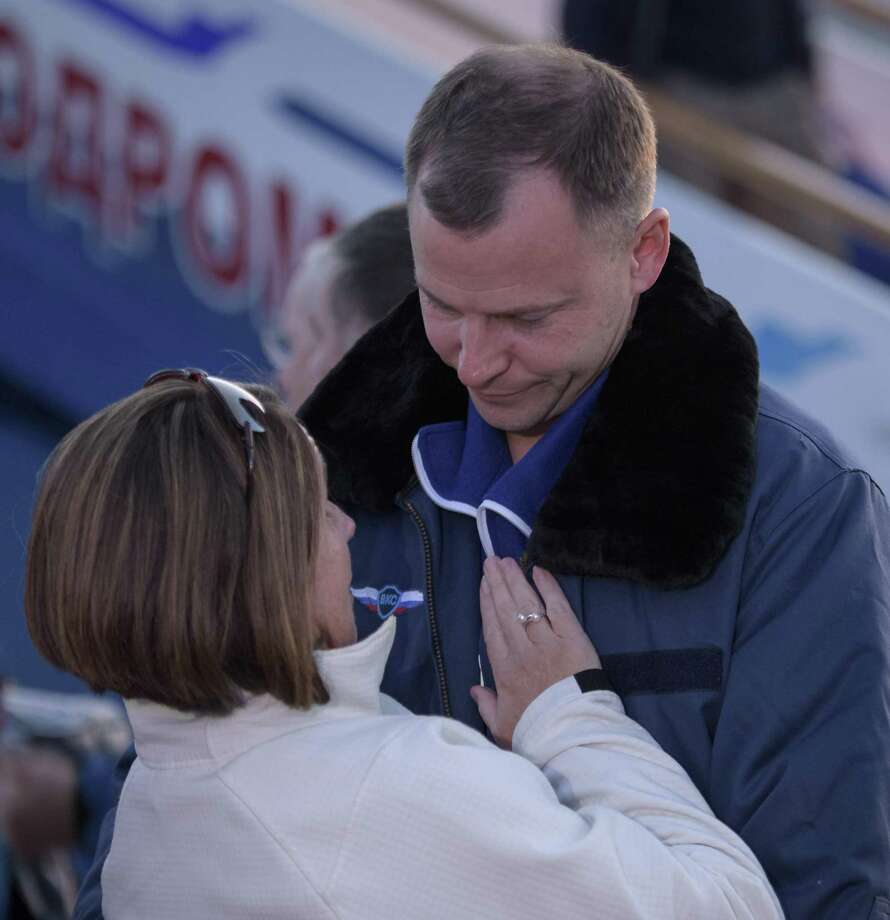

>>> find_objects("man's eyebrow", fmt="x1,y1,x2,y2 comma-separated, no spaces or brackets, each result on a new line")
418,284,575,317
417,285,455,310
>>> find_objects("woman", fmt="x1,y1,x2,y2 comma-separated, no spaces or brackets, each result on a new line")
25,370,782,919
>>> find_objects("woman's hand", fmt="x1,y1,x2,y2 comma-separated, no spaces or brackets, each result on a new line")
471,557,601,749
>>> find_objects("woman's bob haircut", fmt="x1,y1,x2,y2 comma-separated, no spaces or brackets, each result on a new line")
25,378,329,714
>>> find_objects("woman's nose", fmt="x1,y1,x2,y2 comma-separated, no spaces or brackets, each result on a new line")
341,508,356,541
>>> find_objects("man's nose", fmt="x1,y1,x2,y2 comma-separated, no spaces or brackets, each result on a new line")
457,316,507,388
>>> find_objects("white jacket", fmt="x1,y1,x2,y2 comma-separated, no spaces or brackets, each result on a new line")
103,616,783,919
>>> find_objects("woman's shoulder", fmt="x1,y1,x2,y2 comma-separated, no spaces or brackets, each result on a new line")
220,708,501,801
215,708,475,782
210,712,507,853
350,711,555,810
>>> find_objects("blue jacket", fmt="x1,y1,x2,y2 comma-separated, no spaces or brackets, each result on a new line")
75,238,890,919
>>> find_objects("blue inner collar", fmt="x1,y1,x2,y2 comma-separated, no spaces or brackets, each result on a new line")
413,370,608,558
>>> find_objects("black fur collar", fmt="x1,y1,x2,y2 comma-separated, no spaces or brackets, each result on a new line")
301,236,759,589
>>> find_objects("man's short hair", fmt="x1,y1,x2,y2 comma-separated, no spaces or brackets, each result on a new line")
330,203,414,324
26,380,329,715
405,43,657,239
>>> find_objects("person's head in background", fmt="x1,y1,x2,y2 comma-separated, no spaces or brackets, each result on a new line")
25,373,356,715
271,203,415,411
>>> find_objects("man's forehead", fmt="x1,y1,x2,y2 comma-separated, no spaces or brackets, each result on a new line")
410,219,595,314
411,174,599,260
282,238,340,320
297,237,340,278
411,220,574,286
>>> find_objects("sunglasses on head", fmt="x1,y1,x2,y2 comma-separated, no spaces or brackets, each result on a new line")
143,369,267,485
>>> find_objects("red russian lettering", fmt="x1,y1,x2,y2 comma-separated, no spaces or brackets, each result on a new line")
49,60,103,218
0,21,36,155
317,207,341,238
183,144,248,288
121,100,170,233
260,179,296,318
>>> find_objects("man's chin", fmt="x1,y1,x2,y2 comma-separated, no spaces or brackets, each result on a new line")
469,394,549,437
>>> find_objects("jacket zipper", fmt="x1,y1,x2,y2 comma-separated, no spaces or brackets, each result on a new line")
400,493,452,718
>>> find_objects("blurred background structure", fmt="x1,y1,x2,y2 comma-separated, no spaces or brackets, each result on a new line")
0,0,888,915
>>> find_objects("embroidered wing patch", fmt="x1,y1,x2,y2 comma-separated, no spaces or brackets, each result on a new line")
351,584,424,620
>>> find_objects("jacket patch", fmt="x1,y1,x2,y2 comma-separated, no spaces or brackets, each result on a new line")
351,585,424,620
602,647,723,696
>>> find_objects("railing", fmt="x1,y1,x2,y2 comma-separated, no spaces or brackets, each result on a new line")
644,89,890,251
833,0,890,30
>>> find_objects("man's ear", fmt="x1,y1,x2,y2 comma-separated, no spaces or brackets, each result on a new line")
630,208,670,296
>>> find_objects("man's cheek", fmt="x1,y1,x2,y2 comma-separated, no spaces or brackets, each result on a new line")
422,319,458,367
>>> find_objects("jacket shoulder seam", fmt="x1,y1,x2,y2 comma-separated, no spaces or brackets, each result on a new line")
757,408,855,472
212,771,342,919
758,469,875,548
327,720,421,890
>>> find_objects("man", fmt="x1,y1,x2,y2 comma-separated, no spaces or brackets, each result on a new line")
74,45,889,920
267,203,414,410
302,45,890,919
